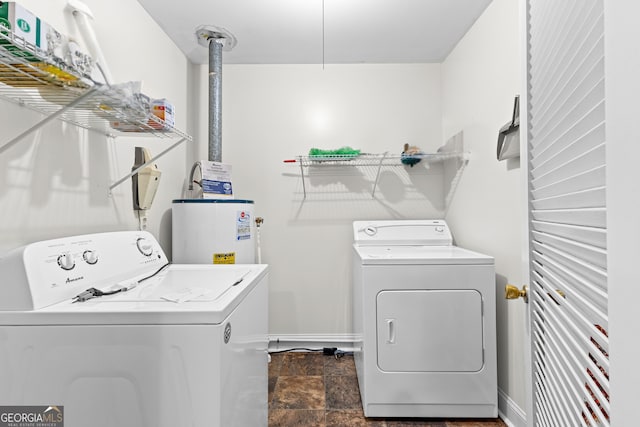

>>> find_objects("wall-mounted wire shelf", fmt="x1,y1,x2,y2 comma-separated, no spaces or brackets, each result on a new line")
0,28,192,192
284,151,469,199
285,152,466,166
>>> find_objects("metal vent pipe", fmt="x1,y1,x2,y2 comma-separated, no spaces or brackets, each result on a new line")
209,39,223,162
196,26,237,162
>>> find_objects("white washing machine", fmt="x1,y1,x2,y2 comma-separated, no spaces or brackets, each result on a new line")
352,220,497,418
0,231,268,427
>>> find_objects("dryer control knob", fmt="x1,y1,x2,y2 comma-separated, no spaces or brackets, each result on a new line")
435,226,444,232
57,253,75,270
83,250,99,265
136,237,154,256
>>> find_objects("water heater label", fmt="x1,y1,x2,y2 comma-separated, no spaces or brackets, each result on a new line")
213,252,236,264
236,211,251,241
201,161,233,196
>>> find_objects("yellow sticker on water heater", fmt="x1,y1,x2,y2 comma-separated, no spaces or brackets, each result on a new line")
213,252,236,264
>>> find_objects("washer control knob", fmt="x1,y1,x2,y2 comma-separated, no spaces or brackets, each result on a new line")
435,226,445,232
136,237,154,256
57,253,75,271
83,250,99,265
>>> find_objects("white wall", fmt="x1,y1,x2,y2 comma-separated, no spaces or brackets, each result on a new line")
190,64,443,336
441,0,526,420
0,0,189,255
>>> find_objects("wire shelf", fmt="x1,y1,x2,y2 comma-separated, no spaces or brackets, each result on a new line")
0,27,192,193
285,151,469,199
287,151,468,167
0,29,191,141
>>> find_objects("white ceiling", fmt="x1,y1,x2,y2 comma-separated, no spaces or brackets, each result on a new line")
137,0,493,65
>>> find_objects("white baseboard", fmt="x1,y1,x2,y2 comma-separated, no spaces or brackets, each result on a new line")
268,334,356,352
498,388,527,427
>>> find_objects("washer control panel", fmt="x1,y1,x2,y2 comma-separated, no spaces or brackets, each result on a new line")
0,231,168,311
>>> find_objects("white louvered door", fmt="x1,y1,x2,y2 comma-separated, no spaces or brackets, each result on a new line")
525,0,609,426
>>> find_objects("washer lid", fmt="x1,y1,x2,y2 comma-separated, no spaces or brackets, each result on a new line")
354,245,494,265
0,264,268,326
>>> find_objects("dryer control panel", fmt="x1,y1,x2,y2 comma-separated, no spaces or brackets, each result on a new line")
353,220,453,246
0,231,168,311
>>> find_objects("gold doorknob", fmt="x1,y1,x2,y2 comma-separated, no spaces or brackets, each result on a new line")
505,284,528,303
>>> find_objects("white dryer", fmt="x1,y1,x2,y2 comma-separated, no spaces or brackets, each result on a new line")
0,231,268,427
352,220,497,418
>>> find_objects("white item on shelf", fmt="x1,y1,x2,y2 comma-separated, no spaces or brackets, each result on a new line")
149,98,174,129
66,0,112,84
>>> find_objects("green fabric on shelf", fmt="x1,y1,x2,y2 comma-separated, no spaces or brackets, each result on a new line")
308,147,361,157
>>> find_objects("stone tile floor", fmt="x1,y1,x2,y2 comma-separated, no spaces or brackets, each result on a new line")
268,352,507,427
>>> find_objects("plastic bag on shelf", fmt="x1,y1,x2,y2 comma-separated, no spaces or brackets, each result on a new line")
101,81,174,132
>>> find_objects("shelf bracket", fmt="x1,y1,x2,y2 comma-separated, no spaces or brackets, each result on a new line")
371,151,388,198
299,156,307,199
108,137,188,194
0,88,99,155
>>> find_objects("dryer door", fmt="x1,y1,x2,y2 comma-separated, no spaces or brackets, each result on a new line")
376,290,484,372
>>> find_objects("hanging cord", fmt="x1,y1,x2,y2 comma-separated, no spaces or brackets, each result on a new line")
322,0,325,69
72,262,170,303
269,347,353,359
95,62,111,87
269,347,323,354
137,210,148,231
67,1,114,85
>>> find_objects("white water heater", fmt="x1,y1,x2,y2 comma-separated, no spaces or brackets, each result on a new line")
172,199,256,264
